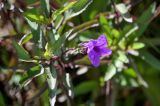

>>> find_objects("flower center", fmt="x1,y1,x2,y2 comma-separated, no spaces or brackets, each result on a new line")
93,46,100,52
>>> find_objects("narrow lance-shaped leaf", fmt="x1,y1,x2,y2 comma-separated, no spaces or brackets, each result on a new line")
99,14,112,37
64,73,74,97
74,80,97,96
52,1,76,20
117,51,129,63
40,0,50,17
104,64,116,81
129,3,156,41
25,17,44,49
137,2,156,35
129,42,145,50
144,76,160,106
52,30,73,55
46,63,57,106
44,28,61,59
55,15,64,30
20,65,44,86
139,51,160,70
12,40,30,60
64,0,93,21
19,33,33,45
24,12,45,23
118,3,155,47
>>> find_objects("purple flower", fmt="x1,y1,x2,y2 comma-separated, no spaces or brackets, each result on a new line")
82,35,112,67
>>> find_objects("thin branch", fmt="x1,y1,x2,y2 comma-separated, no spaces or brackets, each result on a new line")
105,80,111,106
110,0,120,27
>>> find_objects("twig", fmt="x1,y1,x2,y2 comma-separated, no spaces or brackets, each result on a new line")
110,0,120,27
111,79,117,106
105,79,117,106
105,80,111,106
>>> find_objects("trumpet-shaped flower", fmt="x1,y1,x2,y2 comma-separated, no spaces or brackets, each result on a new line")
82,35,112,67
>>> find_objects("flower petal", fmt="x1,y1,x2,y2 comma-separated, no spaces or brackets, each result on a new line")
88,50,100,67
100,47,112,56
96,35,108,47
83,40,96,53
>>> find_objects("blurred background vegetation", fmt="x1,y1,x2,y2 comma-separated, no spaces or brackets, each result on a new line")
0,0,160,106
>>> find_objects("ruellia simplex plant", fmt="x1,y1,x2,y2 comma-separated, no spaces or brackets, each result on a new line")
0,0,159,106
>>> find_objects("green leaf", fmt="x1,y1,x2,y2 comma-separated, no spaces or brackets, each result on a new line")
52,1,76,20
118,24,138,48
74,80,97,96
104,64,116,81
114,59,123,72
55,15,64,30
143,75,160,106
44,28,59,58
20,65,44,86
19,33,33,45
24,12,45,23
46,63,57,106
79,31,99,42
25,17,38,30
80,0,108,21
49,29,60,42
123,68,137,78
112,29,120,39
64,0,93,21
118,3,156,45
36,75,50,106
129,42,145,50
12,40,30,60
25,17,44,49
137,2,156,24
52,30,73,55
116,3,132,23
99,14,112,38
44,28,61,59
122,13,133,23
136,61,160,105
129,3,156,41
142,38,160,46
117,51,129,63
136,3,156,36
140,51,160,70
40,0,50,17
116,3,128,14
64,73,74,97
